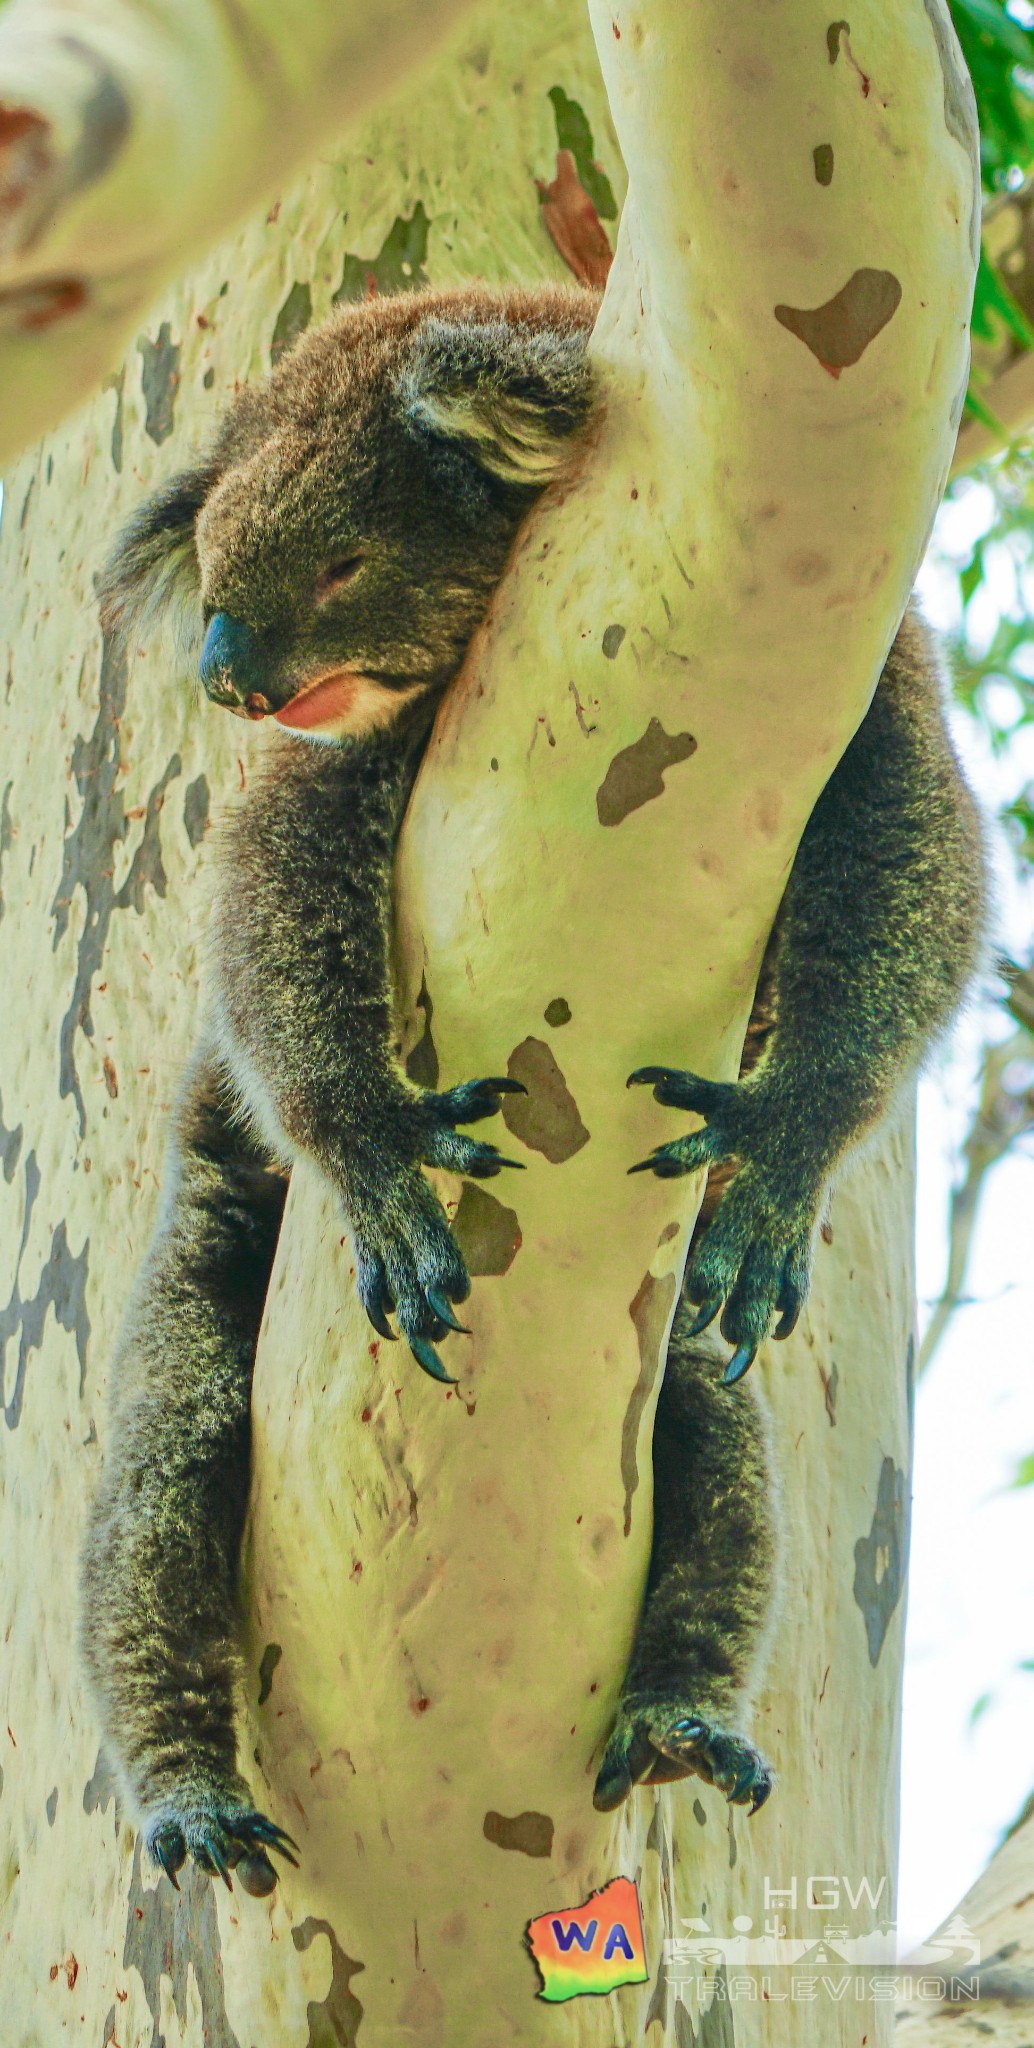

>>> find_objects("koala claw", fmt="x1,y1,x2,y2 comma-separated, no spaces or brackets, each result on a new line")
594,1697,773,1816
425,1286,470,1334
147,1802,299,1897
630,1060,820,1374
409,1335,459,1385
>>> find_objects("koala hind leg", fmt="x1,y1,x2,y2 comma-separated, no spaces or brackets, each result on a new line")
594,1310,776,1815
80,1041,296,1895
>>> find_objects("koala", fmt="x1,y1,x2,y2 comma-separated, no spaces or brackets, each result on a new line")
81,282,986,1897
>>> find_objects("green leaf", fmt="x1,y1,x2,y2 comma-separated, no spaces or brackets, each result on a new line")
1012,1450,1034,1487
953,0,1034,69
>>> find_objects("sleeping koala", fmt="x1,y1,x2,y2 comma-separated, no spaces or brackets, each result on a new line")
81,282,985,1895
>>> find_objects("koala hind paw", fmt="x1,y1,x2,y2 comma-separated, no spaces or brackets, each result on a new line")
147,1795,299,1897
593,1696,773,1816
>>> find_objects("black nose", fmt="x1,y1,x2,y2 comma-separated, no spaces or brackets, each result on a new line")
199,613,260,707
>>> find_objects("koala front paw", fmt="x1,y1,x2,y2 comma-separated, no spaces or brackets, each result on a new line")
593,1694,773,1816
146,1781,299,1897
628,1065,818,1381
350,1076,526,1383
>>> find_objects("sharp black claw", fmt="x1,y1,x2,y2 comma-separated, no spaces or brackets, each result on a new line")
247,1816,301,1864
410,1336,458,1385
153,1836,182,1890
425,1287,470,1334
489,1078,527,1095
627,1066,670,1089
628,1154,660,1175
728,1763,758,1805
364,1299,397,1342
774,1301,801,1341
491,1156,526,1171
723,1343,757,1385
749,1777,773,1816
686,1298,721,1337
203,1833,234,1890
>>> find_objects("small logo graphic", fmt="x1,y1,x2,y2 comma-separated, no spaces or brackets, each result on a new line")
526,1876,648,2002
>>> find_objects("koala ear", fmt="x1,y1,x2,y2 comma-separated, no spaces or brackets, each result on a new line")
97,465,215,666
402,317,593,487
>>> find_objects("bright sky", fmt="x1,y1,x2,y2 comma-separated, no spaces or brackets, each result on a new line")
900,491,1034,1953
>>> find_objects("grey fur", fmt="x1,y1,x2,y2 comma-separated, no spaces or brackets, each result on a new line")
81,284,986,1895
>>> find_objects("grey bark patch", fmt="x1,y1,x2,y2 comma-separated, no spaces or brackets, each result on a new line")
547,85,618,219
674,1998,697,2046
483,1808,554,1857
0,1149,90,1427
699,1965,735,2043
921,0,981,262
405,974,439,1088
601,622,625,658
827,20,850,61
645,1954,670,2032
123,1838,241,2048
257,1641,283,1705
596,719,697,827
813,143,834,184
334,203,431,303
623,1270,677,1535
693,1797,707,1826
501,1038,589,1162
183,773,210,848
137,323,181,445
0,1091,22,1182
58,37,131,192
271,280,313,367
853,1455,907,1666
292,1917,366,2047
451,1182,522,1277
51,628,180,1133
774,269,902,373
543,996,571,1028
46,1786,58,1825
104,367,125,472
83,1747,120,1819
0,778,13,921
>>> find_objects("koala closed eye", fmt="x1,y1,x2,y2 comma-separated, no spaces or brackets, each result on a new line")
314,555,366,601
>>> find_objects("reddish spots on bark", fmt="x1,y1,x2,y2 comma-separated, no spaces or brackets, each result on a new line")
412,1695,431,1715
102,1056,118,1099
350,1559,362,1581
535,149,613,290
360,1405,372,1421
613,18,621,32
630,487,639,499
0,277,87,329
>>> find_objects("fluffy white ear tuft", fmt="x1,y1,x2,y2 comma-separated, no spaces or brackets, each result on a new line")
402,317,593,488
97,467,215,670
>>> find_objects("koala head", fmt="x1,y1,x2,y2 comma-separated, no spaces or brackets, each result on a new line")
99,284,597,742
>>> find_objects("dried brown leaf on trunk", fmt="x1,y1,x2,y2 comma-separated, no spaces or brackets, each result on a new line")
535,148,613,289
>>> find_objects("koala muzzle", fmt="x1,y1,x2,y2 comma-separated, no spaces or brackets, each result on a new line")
199,613,272,719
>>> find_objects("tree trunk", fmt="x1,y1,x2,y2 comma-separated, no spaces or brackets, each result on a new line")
0,1,975,2044
896,1810,1034,2042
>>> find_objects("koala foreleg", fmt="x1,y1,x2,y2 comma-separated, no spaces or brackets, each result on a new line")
594,1316,775,1814
212,727,525,1383
630,607,987,1379
79,1042,297,1894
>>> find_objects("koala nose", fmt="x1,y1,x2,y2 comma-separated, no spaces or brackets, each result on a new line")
199,612,261,708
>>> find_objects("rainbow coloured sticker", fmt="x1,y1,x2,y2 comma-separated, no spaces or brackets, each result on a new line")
525,1876,649,2001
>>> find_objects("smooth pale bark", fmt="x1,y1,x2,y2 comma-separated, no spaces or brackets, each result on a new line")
0,1,975,2045
0,0,475,465
896,1811,1034,2042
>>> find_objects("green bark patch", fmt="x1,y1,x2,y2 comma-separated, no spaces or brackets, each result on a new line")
405,973,439,1088
137,322,181,445
853,1455,907,1665
813,143,834,185
0,1149,90,1426
543,996,571,1027
483,1808,554,1857
104,366,125,471
451,1183,522,1277
596,718,697,827
292,1917,366,2048
774,268,901,377
623,1270,677,1535
601,622,625,658
334,203,431,304
501,1038,589,1161
547,86,617,220
0,779,12,922
271,280,313,366
123,1839,240,2048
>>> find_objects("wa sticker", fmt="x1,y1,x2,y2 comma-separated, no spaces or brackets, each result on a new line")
526,1876,648,2001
